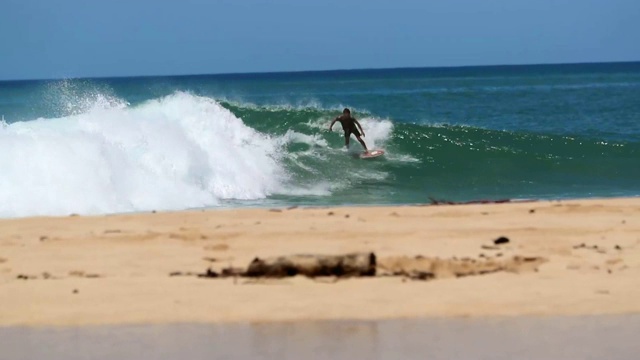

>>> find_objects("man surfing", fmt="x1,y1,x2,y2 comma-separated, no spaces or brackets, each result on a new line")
328,108,369,153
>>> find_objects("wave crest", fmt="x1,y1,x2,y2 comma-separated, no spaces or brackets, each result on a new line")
0,92,288,217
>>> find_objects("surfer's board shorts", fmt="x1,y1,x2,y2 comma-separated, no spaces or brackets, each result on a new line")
345,126,361,138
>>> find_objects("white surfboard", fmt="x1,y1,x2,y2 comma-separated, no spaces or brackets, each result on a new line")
360,149,385,159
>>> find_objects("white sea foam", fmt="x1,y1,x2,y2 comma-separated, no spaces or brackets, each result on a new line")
279,130,329,148
0,92,289,218
218,99,362,114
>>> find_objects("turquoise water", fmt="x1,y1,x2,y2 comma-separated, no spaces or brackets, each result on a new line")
1,62,639,217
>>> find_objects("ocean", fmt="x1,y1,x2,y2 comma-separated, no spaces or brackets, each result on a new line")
1,62,639,218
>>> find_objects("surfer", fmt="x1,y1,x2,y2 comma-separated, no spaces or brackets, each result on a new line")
328,108,368,152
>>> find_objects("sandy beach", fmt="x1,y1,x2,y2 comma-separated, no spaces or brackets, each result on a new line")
1,197,639,327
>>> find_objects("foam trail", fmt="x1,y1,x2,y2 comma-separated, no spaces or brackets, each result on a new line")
0,92,287,218
280,130,329,148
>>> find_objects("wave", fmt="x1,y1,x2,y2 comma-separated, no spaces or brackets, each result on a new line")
0,92,401,218
219,101,640,197
0,92,289,217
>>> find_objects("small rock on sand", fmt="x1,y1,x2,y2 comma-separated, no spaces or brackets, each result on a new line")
17,274,36,280
494,236,510,245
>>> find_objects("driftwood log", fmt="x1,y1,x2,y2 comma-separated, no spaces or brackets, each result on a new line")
245,252,376,278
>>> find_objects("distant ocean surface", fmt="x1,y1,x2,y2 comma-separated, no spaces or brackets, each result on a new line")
1,62,639,218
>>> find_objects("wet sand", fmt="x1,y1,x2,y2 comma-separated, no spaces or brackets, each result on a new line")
0,197,639,326
2,315,639,360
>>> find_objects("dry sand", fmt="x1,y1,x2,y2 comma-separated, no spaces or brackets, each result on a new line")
0,197,639,327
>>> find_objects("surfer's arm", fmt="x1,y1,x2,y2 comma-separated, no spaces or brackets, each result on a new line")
329,117,338,131
354,119,365,136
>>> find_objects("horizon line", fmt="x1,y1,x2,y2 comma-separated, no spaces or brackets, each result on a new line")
2,59,640,83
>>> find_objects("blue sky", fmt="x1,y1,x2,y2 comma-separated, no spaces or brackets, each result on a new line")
1,0,639,80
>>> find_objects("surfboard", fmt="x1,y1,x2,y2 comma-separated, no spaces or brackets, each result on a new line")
360,149,385,159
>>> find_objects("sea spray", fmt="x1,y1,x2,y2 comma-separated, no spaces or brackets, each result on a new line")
0,93,288,217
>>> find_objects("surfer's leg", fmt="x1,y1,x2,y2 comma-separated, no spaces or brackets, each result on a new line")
356,135,368,151
344,132,350,148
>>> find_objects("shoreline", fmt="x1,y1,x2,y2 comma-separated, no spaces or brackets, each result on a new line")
5,194,640,221
5,193,638,221
1,196,639,327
